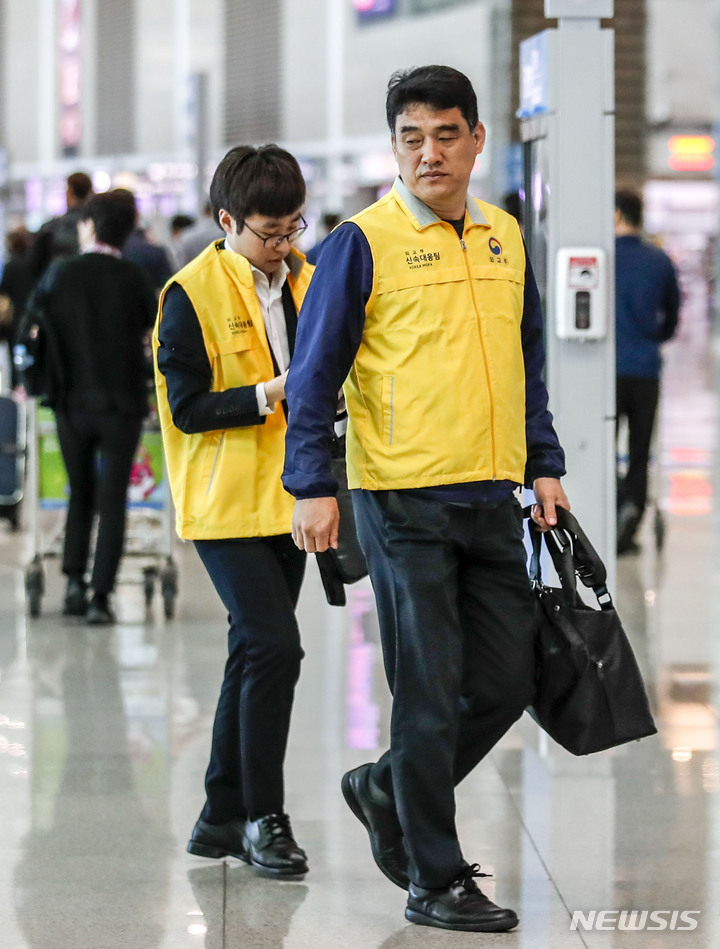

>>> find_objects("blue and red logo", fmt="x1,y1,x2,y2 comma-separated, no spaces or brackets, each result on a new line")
489,237,503,256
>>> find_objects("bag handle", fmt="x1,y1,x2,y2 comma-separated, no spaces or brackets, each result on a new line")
527,517,579,603
524,506,613,609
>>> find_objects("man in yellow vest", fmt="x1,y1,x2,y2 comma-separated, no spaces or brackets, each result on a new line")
153,145,312,877
283,66,570,932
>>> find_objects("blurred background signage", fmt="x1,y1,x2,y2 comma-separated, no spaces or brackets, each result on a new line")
59,0,82,157
352,0,396,21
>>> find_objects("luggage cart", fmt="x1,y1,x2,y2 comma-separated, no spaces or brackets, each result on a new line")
24,401,178,618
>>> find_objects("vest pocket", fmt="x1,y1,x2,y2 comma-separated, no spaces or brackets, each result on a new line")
382,374,395,445
210,333,260,389
211,333,256,356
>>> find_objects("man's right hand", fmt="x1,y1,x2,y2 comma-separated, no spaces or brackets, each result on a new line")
292,497,340,553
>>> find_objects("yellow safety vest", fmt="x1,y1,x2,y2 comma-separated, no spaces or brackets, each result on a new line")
344,178,528,490
153,242,312,539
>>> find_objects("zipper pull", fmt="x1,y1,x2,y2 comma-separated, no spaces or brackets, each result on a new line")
460,238,467,251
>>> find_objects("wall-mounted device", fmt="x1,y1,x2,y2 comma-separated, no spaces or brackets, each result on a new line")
555,247,607,340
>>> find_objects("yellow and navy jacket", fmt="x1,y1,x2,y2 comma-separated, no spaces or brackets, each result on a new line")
282,177,564,499
153,241,312,539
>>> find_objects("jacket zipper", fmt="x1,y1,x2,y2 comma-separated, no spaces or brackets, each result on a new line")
459,233,497,479
206,433,225,494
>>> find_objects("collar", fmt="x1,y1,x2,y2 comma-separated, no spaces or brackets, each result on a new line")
219,239,303,283
393,176,489,231
82,241,123,258
250,258,290,290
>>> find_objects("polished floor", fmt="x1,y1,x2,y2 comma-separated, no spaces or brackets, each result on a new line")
1,294,719,948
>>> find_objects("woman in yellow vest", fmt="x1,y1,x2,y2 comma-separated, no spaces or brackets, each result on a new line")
153,145,312,877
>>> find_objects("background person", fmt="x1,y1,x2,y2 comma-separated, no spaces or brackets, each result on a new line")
177,200,224,266
283,65,568,934
153,145,312,878
305,211,341,265
122,217,173,294
615,189,680,554
23,190,156,623
27,171,94,284
0,226,35,387
167,214,196,270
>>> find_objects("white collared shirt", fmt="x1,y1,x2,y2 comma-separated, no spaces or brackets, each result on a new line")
224,240,290,415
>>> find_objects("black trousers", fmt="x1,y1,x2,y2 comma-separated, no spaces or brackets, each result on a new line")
194,535,305,823
55,410,143,595
616,376,660,515
353,491,536,889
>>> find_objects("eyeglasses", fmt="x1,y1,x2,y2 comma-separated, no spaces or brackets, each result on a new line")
241,215,308,249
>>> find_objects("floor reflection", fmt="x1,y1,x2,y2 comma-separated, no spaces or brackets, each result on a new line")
12,629,171,949
187,865,308,949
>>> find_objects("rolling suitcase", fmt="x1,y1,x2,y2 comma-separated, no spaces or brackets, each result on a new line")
0,393,26,530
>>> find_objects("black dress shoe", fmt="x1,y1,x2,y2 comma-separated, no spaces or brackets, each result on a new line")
405,864,518,933
63,577,88,616
187,817,250,862
86,594,115,625
341,763,409,890
617,501,642,555
244,813,308,876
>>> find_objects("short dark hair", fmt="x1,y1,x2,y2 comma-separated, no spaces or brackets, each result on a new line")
615,190,643,228
82,190,138,248
6,227,33,257
209,145,306,225
67,171,93,203
386,65,479,135
170,214,195,233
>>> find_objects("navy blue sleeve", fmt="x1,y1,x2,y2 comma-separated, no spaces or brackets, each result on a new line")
156,282,264,434
283,223,372,498
659,255,680,343
521,253,567,486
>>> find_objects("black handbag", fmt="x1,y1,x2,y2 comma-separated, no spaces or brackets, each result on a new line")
526,507,657,755
315,434,368,607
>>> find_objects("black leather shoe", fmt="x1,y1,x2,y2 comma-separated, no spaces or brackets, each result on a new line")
63,577,88,616
187,817,250,862
341,763,409,890
244,813,308,876
86,594,115,626
405,864,518,933
617,501,642,555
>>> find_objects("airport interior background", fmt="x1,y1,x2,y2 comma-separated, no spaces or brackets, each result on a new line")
1,0,720,946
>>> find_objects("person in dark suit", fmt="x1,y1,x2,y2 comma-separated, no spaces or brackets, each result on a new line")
24,190,157,623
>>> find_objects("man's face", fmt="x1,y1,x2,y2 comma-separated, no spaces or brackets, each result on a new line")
392,105,486,219
219,208,305,276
